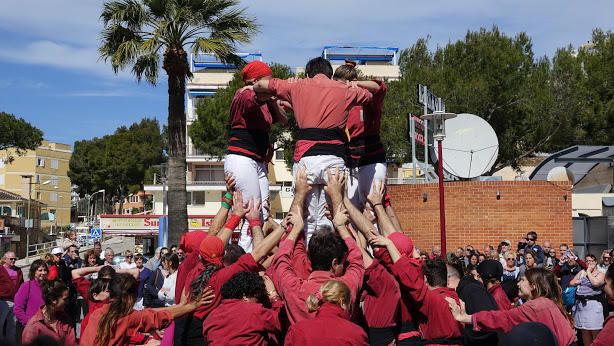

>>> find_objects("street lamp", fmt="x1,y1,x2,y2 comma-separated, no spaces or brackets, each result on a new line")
421,111,457,256
90,189,105,223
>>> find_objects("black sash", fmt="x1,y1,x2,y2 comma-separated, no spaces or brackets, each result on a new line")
227,128,269,160
295,127,347,160
348,134,386,167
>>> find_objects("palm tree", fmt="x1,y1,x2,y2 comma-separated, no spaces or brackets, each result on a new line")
99,0,258,246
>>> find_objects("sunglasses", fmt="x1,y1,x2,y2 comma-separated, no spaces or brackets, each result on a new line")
526,238,535,241
53,253,62,256
506,258,515,261
126,256,133,258
8,258,16,261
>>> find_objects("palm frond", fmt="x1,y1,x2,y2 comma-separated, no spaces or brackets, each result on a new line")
144,0,170,19
101,0,149,30
99,24,146,73
132,53,160,85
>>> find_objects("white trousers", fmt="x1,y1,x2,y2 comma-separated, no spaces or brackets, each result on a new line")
292,155,346,244
224,154,269,252
347,162,387,211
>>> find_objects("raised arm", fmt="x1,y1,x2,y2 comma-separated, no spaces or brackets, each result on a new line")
368,180,396,236
209,175,236,237
71,265,102,279
251,218,291,263
343,196,377,240
216,190,249,245
353,80,381,93
268,98,288,125
246,199,265,248
253,79,271,93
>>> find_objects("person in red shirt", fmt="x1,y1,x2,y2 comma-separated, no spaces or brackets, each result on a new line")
271,169,364,325
285,279,368,345
477,259,513,311
21,280,76,346
447,268,577,346
203,271,282,345
253,57,374,243
332,61,388,215
176,191,287,346
593,264,614,346
370,234,464,346
225,61,288,252
81,272,214,346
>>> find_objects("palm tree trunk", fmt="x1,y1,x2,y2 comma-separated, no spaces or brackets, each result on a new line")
166,66,188,247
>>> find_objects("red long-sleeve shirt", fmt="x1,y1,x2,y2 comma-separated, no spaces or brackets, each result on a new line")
488,283,512,310
285,303,368,346
271,237,364,324
592,315,614,346
472,297,576,346
22,308,76,346
390,256,464,344
174,251,201,304
203,298,283,345
183,253,260,320
81,305,173,346
0,265,15,300
362,259,400,328
375,248,419,325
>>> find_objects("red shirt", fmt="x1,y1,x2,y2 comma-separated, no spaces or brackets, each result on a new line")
285,302,368,346
81,305,173,346
488,283,512,310
592,314,614,346
22,308,76,346
184,253,261,320
203,298,283,345
174,251,201,304
375,248,419,325
0,265,15,300
390,257,464,344
472,297,576,346
268,74,372,161
346,80,387,139
73,276,109,336
229,88,273,130
271,237,364,324
362,259,400,328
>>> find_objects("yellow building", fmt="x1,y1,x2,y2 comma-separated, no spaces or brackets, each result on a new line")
0,140,72,232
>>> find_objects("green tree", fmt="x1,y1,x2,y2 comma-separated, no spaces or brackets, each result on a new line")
99,0,258,245
385,27,561,173
0,112,44,163
68,118,165,213
189,63,295,165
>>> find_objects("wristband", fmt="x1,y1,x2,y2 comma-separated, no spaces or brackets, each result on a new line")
221,192,233,209
383,193,392,207
371,203,383,208
248,218,262,229
224,214,242,231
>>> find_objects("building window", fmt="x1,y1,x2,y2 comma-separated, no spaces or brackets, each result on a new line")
36,158,45,167
194,165,224,182
50,176,58,186
50,192,58,201
17,206,25,217
0,206,11,216
35,174,40,184
50,159,59,169
49,209,56,221
192,191,205,205
275,150,284,161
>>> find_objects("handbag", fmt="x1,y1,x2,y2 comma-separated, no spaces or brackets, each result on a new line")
562,286,577,307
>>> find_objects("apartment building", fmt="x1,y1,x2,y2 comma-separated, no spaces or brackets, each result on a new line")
0,140,72,232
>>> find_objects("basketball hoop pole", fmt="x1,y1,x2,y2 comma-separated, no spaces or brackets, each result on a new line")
437,138,447,256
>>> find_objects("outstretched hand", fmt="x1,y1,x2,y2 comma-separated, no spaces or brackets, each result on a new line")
367,179,385,206
246,199,262,220
225,174,236,193
324,166,346,199
368,235,391,248
294,169,312,196
231,191,250,217
445,297,471,324
332,203,349,228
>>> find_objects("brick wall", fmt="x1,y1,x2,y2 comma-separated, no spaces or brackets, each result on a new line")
388,181,573,254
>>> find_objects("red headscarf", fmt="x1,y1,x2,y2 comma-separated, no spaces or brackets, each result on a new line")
179,230,208,254
242,61,272,81
199,236,225,266
389,232,414,258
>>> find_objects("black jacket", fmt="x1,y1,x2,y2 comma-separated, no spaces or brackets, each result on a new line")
456,276,500,346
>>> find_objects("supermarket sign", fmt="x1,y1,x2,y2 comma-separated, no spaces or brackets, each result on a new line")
100,215,214,235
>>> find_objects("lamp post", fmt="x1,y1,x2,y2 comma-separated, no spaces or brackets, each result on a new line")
420,111,457,256
90,189,105,223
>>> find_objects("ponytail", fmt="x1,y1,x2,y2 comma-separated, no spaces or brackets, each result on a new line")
306,280,351,313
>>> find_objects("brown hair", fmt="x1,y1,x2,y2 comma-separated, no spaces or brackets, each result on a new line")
524,268,571,324
28,259,48,280
306,280,350,313
333,60,358,82
83,250,97,266
95,273,137,346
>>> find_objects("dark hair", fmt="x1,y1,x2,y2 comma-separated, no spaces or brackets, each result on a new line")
305,57,333,78
526,231,538,240
333,64,358,81
83,250,97,266
41,280,68,306
95,274,138,346
220,271,268,304
134,253,144,262
162,253,179,271
465,264,477,276
170,244,177,250
88,278,110,301
29,259,48,280
98,265,116,280
585,254,597,262
190,264,221,301
422,259,447,288
525,250,538,261
223,244,245,266
606,264,614,290
308,229,348,271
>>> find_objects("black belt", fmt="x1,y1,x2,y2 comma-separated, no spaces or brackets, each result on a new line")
422,337,463,345
227,128,270,160
295,127,347,160
575,294,602,302
348,134,386,167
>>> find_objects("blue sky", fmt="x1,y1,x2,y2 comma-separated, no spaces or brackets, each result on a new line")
0,0,612,147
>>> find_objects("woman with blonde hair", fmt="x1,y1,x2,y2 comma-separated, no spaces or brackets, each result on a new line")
285,280,367,345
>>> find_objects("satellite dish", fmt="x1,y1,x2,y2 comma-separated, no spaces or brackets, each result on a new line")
547,166,574,184
434,113,499,178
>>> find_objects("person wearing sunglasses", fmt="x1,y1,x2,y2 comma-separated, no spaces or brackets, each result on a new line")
522,231,545,265
598,249,611,274
119,250,137,270
2,251,24,291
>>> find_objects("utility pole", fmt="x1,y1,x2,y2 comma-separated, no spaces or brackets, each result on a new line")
21,175,33,262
